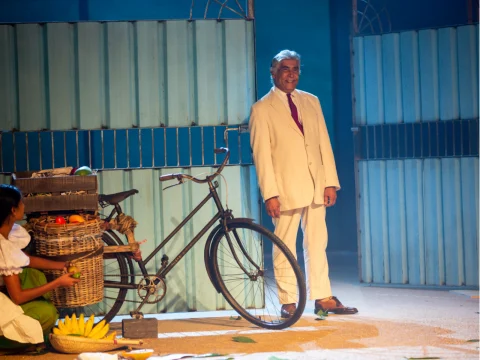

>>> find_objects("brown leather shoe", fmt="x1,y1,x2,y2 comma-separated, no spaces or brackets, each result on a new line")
281,303,297,319
314,296,358,315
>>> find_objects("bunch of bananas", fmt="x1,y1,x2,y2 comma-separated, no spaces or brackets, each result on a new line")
52,314,116,340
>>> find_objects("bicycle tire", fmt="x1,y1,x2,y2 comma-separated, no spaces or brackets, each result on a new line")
211,221,306,330
79,230,132,323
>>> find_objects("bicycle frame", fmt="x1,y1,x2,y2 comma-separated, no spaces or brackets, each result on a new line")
102,179,230,290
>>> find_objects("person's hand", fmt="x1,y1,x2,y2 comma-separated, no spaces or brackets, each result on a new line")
56,272,81,287
324,187,337,207
266,197,281,218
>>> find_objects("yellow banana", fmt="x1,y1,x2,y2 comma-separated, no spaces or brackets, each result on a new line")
52,327,62,335
64,315,72,333
78,314,85,336
104,331,117,340
87,319,106,339
71,313,80,334
91,323,109,340
57,319,68,334
84,314,95,337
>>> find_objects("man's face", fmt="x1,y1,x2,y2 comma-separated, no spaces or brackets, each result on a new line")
271,59,300,94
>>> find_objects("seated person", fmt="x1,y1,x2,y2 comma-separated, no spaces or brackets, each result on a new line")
0,184,80,352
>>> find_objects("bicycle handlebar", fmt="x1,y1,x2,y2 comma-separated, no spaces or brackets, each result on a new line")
159,147,230,184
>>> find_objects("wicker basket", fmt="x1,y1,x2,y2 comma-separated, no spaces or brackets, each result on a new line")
31,215,105,307
49,334,143,354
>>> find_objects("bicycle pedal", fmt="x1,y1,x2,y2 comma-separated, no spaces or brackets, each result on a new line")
130,311,144,320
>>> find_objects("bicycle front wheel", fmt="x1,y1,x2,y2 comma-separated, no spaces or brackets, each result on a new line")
211,221,306,330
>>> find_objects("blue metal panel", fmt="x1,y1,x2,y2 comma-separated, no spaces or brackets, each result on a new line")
461,157,479,286
354,25,478,125
418,30,440,122
403,159,425,285
0,25,18,131
399,31,421,123
359,158,479,287
353,37,366,125
0,20,255,131
385,160,407,284
438,28,459,121
363,36,384,125
457,25,479,120
381,34,402,124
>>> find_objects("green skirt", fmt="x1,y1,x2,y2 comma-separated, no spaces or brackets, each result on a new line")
0,268,58,349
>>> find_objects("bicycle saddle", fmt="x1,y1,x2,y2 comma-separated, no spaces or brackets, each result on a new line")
98,189,139,205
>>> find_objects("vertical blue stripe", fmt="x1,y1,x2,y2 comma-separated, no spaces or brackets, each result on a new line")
153,128,165,167
402,124,411,158
128,129,140,168
140,129,153,168
115,129,128,169
381,34,402,124
412,123,422,158
77,130,90,168
203,127,214,166
389,125,398,159
27,132,40,171
178,127,190,167
190,127,203,166
53,131,65,169
40,132,53,170
2,133,14,172
364,36,384,125
452,121,462,156
227,128,239,165
240,132,251,164
438,121,447,157
103,130,115,169
471,120,479,156
457,25,479,120
65,131,77,168
14,133,27,172
421,123,429,157
438,28,459,121
367,126,375,159
215,126,227,165
418,30,439,121
165,127,177,167
91,130,103,169
400,31,421,123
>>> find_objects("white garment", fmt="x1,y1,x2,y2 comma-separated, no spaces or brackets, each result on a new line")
0,224,31,286
0,293,44,344
0,225,43,344
273,202,331,303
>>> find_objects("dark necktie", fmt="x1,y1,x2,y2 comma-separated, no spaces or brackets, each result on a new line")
287,93,304,134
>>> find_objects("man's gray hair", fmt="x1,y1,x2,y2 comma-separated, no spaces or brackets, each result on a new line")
270,49,301,75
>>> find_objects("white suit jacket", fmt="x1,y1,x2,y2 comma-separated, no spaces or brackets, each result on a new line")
249,88,340,211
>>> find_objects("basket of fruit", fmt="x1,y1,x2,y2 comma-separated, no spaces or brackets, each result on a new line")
30,214,104,307
50,315,143,354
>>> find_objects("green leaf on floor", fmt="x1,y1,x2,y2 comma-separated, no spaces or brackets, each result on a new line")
466,339,479,342
315,309,328,318
232,336,256,343
315,315,327,320
229,316,242,320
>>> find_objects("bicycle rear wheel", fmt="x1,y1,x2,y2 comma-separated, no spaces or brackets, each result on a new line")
211,221,306,330
78,231,133,323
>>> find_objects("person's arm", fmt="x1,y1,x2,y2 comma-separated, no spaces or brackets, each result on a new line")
3,271,80,305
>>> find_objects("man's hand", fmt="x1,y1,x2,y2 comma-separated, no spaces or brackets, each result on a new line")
324,187,337,207
266,197,281,218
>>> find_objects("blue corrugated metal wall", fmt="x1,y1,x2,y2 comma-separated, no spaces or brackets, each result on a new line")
0,20,255,131
353,25,479,287
0,19,259,313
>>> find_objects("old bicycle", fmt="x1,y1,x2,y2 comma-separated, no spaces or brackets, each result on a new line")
81,148,306,330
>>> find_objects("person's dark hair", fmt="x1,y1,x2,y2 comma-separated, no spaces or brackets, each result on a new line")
0,184,22,226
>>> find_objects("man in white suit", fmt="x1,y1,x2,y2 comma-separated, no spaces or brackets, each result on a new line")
249,50,358,318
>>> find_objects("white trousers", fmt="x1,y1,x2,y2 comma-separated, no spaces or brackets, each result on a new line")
273,201,332,303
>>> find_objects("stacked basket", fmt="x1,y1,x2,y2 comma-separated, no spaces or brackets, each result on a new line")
29,215,104,307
